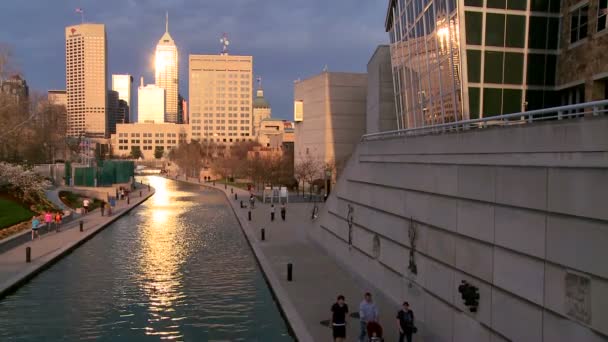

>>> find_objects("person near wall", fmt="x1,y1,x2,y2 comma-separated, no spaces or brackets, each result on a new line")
359,292,379,342
396,301,416,342
330,295,349,342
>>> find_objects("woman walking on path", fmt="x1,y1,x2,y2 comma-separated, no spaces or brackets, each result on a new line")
330,295,349,342
31,216,40,240
270,204,275,221
82,198,90,215
280,204,286,221
397,302,416,342
44,211,53,232
54,212,62,232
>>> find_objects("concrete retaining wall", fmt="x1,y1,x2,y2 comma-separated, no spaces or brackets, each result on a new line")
313,117,608,342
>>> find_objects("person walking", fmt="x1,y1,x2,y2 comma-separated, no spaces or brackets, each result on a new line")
359,292,379,342
397,302,416,342
330,295,349,342
44,211,53,233
280,204,286,221
270,204,275,221
54,212,62,232
100,201,106,216
82,198,90,215
31,216,40,240
249,194,255,209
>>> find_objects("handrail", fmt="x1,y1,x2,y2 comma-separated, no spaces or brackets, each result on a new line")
361,99,608,141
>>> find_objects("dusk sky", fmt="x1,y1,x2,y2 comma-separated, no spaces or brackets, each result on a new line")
0,0,387,120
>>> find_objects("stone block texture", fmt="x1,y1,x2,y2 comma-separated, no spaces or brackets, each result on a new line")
312,118,608,340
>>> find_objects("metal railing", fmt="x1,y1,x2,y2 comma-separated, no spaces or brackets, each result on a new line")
361,100,608,141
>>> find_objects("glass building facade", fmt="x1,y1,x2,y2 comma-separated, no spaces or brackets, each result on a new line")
386,0,562,129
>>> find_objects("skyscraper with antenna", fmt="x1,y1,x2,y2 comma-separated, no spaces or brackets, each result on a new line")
155,12,179,123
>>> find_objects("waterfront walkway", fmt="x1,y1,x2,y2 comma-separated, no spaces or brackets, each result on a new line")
174,177,401,342
0,185,154,298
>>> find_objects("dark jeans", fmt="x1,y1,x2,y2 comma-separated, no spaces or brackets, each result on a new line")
399,331,412,342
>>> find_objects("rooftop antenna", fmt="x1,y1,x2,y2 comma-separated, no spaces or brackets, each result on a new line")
75,8,85,24
220,33,230,55
322,64,328,72
256,76,263,89
165,11,169,32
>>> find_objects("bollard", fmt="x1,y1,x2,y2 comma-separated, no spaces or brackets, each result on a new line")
26,247,31,263
248,211,252,221
127,196,130,205
234,193,237,200
148,184,150,191
140,190,142,197
240,200,243,208
261,228,265,241
79,220,83,232
231,188,234,194
287,263,293,281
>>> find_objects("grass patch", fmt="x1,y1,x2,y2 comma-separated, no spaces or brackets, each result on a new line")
0,198,34,229
58,191,103,211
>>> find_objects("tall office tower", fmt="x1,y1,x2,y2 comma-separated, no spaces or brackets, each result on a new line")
111,74,133,122
65,23,107,138
117,99,129,124
178,94,184,124
155,13,179,123
189,54,253,144
252,77,271,138
107,90,119,135
138,77,166,123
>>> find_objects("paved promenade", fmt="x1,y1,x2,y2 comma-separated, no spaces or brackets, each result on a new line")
0,185,154,299
173,177,401,342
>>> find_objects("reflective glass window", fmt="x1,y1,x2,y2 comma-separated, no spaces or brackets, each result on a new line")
547,18,559,49
526,54,546,85
465,11,483,45
528,16,548,49
570,5,589,43
531,0,549,12
526,90,545,110
506,15,526,48
484,51,504,84
502,89,522,114
469,87,480,119
487,0,506,9
466,50,481,83
508,0,527,10
598,0,607,32
483,88,503,116
504,53,524,85
448,0,456,13
464,0,483,6
486,13,506,46
549,0,561,13
544,54,557,86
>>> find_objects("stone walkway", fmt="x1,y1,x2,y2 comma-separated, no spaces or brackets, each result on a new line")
0,185,154,298
173,176,401,342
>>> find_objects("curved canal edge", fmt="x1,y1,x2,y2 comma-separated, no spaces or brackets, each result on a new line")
0,186,155,300
174,178,313,342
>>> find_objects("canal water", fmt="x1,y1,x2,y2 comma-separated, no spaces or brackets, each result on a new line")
0,176,293,341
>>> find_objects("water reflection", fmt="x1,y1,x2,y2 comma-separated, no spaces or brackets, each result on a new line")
0,176,292,341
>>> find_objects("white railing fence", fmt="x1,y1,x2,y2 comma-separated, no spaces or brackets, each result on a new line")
361,100,608,141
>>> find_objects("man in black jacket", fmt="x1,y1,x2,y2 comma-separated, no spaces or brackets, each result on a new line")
396,302,415,342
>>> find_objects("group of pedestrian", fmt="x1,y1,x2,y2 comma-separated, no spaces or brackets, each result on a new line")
269,203,287,222
330,292,416,342
31,211,63,240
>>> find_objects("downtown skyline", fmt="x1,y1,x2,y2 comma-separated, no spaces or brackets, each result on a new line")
0,0,386,121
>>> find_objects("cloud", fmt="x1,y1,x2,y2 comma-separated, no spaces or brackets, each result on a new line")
0,0,388,119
